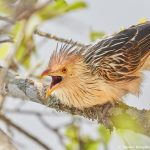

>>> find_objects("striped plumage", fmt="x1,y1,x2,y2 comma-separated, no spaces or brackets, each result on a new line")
42,22,150,108
84,22,150,82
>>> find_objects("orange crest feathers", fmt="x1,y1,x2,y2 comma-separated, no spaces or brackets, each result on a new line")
48,42,82,69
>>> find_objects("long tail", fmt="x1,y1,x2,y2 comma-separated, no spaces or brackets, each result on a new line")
133,22,150,56
132,22,150,70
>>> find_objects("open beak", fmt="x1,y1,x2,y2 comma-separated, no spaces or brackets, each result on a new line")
41,69,50,78
45,86,53,98
41,69,63,98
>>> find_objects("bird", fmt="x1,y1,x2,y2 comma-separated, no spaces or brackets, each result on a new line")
41,22,150,108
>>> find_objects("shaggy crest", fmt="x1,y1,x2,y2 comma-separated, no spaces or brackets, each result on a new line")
48,41,83,68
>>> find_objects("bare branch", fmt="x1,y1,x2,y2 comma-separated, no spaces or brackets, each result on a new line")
0,66,150,136
34,29,86,47
0,38,13,44
38,116,65,147
0,114,52,150
0,16,15,24
0,128,16,150
5,109,52,116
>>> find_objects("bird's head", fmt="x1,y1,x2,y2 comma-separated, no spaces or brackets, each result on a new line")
41,43,109,108
41,44,82,98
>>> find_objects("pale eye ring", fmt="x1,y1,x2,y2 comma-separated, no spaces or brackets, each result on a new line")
62,68,67,73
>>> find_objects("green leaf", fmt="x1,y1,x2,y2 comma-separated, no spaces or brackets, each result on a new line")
83,137,99,150
38,1,87,20
11,21,36,69
66,143,78,150
0,43,10,59
90,31,105,41
65,125,100,150
0,1,12,15
87,142,99,150
55,0,67,4
16,36,36,68
65,125,79,150
11,21,24,41
111,111,140,132
65,125,79,140
138,17,148,24
98,125,111,144
66,143,73,150
65,1,87,12
23,55,30,68
25,14,41,38
38,0,66,20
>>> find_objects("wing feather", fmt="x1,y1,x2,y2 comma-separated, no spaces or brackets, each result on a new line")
84,22,150,82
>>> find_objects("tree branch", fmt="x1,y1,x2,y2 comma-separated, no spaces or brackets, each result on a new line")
0,38,13,44
34,29,86,47
0,129,17,150
0,66,150,136
0,114,51,150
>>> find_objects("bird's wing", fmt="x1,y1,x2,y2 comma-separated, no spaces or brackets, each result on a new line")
84,22,150,82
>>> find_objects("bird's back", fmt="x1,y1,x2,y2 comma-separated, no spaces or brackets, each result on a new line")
83,22,150,82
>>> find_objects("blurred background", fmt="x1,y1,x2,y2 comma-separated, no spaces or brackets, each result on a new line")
0,0,150,149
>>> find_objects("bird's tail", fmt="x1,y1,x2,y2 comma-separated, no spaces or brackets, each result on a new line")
134,22,150,56
132,22,150,70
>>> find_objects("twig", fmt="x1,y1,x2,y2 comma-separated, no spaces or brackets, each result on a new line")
38,116,65,147
0,66,150,136
0,20,26,110
15,0,54,20
5,109,52,116
34,0,54,11
0,16,15,24
0,128,16,150
34,29,86,47
0,38,13,44
0,114,51,150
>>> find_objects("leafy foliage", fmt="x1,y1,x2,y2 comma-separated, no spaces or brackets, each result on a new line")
38,1,87,20
65,124,111,150
98,125,111,144
0,0,87,69
90,31,105,41
65,124,79,150
0,1,113,149
0,43,10,59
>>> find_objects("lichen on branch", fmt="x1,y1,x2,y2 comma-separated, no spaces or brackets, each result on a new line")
0,66,150,137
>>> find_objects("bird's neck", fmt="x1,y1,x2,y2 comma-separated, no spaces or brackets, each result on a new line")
52,72,121,108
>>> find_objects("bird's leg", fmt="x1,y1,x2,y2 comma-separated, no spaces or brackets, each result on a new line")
98,102,115,131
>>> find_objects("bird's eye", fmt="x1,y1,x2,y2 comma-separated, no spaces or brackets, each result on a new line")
62,67,67,73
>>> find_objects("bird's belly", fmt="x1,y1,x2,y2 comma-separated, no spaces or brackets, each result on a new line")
52,76,142,108
52,83,122,108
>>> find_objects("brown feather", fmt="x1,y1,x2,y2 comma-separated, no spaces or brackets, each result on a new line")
44,22,150,108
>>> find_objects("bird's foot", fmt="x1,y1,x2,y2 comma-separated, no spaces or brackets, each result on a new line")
98,102,114,131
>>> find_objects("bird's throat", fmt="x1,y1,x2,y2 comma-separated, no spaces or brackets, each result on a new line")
50,76,62,89
46,76,63,98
